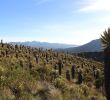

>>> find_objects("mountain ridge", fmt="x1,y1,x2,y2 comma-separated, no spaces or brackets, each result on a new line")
9,41,78,49
57,39,102,53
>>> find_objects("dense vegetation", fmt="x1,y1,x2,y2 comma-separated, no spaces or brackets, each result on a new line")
0,41,105,100
74,52,104,62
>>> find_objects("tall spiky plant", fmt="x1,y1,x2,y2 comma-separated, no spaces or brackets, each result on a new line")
101,28,110,100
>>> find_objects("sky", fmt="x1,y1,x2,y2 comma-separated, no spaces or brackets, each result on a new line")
0,0,110,45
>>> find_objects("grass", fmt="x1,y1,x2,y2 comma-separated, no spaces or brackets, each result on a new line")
0,43,105,100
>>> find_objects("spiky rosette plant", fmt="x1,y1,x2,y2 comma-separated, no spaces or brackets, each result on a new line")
101,28,110,100
101,28,110,49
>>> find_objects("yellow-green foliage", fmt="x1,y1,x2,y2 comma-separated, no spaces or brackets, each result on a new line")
0,43,105,100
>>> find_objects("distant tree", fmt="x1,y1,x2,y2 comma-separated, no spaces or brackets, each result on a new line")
77,70,83,84
66,70,70,81
94,69,100,79
54,64,57,70
101,28,110,100
58,60,63,75
1,40,4,48
71,65,75,79
29,62,32,70
35,55,39,64
20,60,24,68
15,44,19,49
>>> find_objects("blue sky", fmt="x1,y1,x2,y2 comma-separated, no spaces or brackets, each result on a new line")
0,0,110,45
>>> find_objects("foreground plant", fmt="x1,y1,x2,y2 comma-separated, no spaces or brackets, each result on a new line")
101,28,110,100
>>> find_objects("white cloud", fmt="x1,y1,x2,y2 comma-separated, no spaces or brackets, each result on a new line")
79,0,110,12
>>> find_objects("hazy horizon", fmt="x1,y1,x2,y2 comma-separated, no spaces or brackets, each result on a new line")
0,0,110,45
1,38,99,46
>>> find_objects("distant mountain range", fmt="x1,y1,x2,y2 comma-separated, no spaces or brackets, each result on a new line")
61,39,102,53
9,41,77,49
10,39,102,52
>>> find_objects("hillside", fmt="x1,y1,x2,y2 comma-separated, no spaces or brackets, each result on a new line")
9,41,77,49
75,52,104,62
60,39,102,53
0,42,105,100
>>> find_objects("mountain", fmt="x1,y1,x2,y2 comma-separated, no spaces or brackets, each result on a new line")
9,41,77,49
62,39,102,53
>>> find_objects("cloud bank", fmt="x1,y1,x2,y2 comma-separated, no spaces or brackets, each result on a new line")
79,0,110,12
